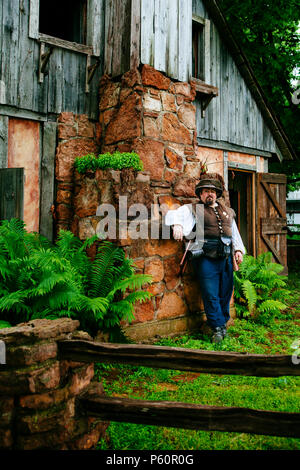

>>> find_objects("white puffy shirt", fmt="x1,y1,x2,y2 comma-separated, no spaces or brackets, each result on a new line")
165,203,246,254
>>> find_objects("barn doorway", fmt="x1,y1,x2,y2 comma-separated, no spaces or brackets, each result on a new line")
228,169,255,255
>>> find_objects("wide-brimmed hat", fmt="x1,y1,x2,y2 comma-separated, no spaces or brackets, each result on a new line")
195,178,223,198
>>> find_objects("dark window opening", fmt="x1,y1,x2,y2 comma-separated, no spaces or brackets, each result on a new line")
39,0,87,44
228,170,254,255
192,20,205,81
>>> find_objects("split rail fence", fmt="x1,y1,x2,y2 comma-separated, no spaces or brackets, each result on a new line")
58,340,300,438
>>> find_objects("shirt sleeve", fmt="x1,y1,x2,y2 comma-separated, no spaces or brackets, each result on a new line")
232,219,246,254
165,205,195,237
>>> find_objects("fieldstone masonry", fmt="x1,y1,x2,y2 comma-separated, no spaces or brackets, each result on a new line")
55,112,101,235
0,319,108,450
54,65,235,340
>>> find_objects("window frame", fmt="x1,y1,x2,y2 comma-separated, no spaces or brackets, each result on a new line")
29,0,102,57
192,14,211,85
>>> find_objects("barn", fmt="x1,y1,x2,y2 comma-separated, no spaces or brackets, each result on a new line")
0,0,296,340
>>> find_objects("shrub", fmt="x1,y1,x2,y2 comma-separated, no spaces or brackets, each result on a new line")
0,219,152,338
74,151,144,174
233,252,291,324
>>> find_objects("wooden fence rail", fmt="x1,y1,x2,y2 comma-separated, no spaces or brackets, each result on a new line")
80,385,300,438
58,339,300,439
58,339,300,377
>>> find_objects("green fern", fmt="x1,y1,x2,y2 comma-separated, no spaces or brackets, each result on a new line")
0,219,152,338
257,299,287,314
234,252,291,324
88,241,126,298
241,279,257,315
108,275,153,299
271,288,293,302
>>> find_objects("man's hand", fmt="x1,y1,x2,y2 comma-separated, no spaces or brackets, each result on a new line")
235,250,243,265
173,224,183,241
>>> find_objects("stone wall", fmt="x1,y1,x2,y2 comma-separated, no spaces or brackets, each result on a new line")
0,319,108,450
72,167,213,341
54,65,235,341
55,112,101,236
99,65,199,184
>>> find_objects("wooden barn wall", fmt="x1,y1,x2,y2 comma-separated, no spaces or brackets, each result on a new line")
0,0,104,120
139,0,277,154
193,0,276,154
104,0,132,76
140,0,192,82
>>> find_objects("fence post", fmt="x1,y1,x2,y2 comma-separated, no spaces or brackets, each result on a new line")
0,318,108,450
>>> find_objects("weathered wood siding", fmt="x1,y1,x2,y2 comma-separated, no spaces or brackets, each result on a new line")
104,0,132,76
0,0,281,153
103,0,141,76
193,0,277,154
140,0,192,82
139,0,277,154
0,116,8,168
0,0,104,120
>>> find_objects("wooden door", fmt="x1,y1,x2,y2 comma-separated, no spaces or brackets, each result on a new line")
0,168,24,221
256,173,288,274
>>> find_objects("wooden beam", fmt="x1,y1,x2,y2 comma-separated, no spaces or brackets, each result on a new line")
190,78,219,96
29,0,39,39
58,340,300,377
0,107,48,123
40,46,54,74
130,0,141,69
38,42,45,83
38,42,54,83
85,55,91,93
38,34,93,55
198,140,273,159
261,181,285,218
87,0,104,57
252,171,256,257
204,19,211,84
0,115,8,168
39,122,56,242
261,173,287,184
261,233,285,267
228,162,256,171
247,172,252,253
190,78,218,118
261,218,287,235
79,388,300,438
223,151,228,190
192,14,205,25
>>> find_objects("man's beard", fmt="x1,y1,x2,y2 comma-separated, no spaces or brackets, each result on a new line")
204,196,214,206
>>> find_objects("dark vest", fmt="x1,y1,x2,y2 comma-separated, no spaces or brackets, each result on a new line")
187,201,235,260
204,201,235,239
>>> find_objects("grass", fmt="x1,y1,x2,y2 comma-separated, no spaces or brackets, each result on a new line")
95,269,300,451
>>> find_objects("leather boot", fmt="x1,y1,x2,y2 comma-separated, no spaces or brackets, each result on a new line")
212,327,223,343
221,325,227,338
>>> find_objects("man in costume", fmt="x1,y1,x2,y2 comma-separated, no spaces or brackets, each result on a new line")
165,177,245,343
